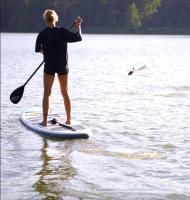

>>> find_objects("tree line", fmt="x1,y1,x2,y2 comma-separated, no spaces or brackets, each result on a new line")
1,0,190,34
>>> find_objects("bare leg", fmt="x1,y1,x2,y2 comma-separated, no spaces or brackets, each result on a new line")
58,74,71,124
40,73,55,126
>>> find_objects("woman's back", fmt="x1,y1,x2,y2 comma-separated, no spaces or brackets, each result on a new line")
36,26,82,68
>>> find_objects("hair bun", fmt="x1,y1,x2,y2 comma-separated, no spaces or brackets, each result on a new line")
43,9,59,23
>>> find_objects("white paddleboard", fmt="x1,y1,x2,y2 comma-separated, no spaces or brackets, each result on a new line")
20,107,91,139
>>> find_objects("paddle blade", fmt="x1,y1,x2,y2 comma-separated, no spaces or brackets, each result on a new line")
10,85,25,104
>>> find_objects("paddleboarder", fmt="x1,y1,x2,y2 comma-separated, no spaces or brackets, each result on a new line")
35,9,82,126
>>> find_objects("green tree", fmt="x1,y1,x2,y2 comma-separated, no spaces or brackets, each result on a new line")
129,2,142,30
143,0,161,17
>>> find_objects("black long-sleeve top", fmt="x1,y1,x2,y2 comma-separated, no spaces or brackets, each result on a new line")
35,27,82,74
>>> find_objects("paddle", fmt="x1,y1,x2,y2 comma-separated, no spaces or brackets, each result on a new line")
10,61,45,104
49,118,76,132
10,22,76,104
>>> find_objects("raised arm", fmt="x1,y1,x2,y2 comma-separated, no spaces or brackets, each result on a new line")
63,16,83,43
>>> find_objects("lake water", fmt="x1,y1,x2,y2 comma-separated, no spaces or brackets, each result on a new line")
1,33,190,200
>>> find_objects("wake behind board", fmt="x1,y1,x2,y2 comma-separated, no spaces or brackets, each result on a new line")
20,107,91,139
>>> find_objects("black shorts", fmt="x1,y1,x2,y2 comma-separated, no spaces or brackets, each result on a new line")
44,65,69,75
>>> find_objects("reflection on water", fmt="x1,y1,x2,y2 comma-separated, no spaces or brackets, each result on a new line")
34,139,76,199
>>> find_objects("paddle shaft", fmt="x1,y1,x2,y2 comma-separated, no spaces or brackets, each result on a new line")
24,60,44,86
24,21,76,87
68,21,76,30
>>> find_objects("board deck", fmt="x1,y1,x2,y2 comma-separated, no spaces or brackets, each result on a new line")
20,107,91,139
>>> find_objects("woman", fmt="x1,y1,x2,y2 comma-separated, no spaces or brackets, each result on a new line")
35,9,82,126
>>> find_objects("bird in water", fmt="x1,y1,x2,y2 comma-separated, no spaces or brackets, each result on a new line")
128,67,135,76
128,65,147,76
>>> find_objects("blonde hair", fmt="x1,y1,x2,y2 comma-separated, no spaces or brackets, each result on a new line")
43,9,58,23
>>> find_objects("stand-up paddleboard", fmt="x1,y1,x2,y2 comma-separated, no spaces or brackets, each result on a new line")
20,107,91,139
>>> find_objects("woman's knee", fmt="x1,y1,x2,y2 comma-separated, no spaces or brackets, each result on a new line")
44,89,52,98
61,88,68,97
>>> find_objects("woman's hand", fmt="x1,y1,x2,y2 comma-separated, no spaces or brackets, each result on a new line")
75,16,82,25
75,16,82,33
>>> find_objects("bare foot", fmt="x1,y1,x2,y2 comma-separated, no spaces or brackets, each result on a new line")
39,121,47,126
65,120,71,125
